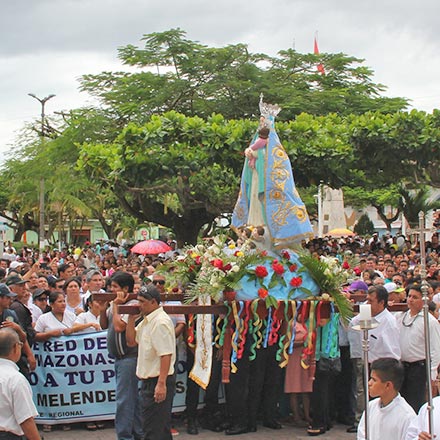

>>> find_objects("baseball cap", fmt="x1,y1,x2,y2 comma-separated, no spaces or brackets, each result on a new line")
0,283,17,298
138,285,161,303
349,280,369,292
32,288,50,301
5,275,27,286
384,282,405,294
9,261,23,270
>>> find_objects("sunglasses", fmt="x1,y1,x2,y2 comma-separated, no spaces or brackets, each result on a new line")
152,280,165,286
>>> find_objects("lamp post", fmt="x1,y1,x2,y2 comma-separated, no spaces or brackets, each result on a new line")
28,93,55,250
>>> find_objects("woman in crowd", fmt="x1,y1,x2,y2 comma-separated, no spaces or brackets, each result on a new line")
74,296,102,334
63,277,84,315
34,291,102,432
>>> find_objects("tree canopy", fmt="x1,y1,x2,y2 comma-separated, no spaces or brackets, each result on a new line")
2,29,439,245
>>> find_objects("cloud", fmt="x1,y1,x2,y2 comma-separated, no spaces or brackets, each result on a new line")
1,0,440,159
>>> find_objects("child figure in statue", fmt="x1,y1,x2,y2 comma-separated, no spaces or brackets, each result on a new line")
232,99,313,251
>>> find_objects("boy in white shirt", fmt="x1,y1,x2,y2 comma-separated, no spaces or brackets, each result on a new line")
358,358,415,440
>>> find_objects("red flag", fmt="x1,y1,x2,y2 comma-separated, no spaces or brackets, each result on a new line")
314,36,325,75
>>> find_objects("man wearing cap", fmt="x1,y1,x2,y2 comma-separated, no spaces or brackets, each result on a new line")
28,289,50,324
384,282,406,308
126,284,176,440
0,327,41,440
5,276,36,379
0,284,35,379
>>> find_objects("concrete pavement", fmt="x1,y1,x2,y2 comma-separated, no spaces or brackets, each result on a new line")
41,420,356,439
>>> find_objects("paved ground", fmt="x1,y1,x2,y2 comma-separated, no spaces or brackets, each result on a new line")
41,420,356,439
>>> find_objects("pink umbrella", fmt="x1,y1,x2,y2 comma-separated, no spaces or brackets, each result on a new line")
131,239,171,255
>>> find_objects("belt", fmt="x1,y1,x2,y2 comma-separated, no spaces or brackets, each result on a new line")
403,360,425,367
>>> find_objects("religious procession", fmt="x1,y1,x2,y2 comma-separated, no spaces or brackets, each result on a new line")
1,95,439,440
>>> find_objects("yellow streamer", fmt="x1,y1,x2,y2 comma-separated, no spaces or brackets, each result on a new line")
279,300,296,368
230,301,241,374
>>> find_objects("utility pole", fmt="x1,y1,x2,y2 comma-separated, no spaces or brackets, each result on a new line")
28,93,55,250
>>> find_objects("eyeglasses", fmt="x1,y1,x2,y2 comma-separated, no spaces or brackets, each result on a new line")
152,280,165,286
36,297,48,301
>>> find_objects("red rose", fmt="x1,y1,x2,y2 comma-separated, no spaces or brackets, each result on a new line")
258,288,269,299
212,259,224,269
342,261,350,269
282,250,290,260
195,256,201,265
272,262,285,276
290,277,303,288
172,287,179,293
260,250,268,257
289,264,298,272
223,263,232,272
255,266,268,278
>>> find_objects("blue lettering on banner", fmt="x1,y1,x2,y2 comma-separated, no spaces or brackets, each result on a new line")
31,332,219,424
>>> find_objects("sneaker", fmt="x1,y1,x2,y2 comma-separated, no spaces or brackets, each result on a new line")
171,428,179,436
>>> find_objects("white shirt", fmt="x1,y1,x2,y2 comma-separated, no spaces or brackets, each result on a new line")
35,310,76,333
135,307,176,379
405,395,440,440
357,394,415,440
0,358,38,436
397,310,440,379
433,293,440,305
29,303,43,323
350,308,401,362
74,311,101,334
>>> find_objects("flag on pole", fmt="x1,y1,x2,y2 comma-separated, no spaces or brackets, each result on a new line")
314,34,325,75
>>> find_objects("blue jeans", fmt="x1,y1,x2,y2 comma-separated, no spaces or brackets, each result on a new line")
114,357,143,440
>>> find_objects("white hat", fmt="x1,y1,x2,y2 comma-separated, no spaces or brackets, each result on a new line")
9,261,23,270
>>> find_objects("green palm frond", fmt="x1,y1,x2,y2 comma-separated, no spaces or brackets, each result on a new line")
297,251,353,323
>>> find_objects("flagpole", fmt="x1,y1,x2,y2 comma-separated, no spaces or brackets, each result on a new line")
418,211,434,436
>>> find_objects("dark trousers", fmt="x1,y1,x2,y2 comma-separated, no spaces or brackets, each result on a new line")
140,375,176,440
401,361,427,413
247,345,282,427
185,348,222,418
333,346,356,424
311,364,332,430
225,354,250,427
0,432,22,439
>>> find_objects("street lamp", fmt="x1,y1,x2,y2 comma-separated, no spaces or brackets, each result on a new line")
28,93,56,250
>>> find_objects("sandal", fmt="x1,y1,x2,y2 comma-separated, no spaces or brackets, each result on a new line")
86,422,97,430
307,426,326,436
42,424,52,432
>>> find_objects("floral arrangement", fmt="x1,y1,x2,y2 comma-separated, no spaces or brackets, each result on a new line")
161,237,312,307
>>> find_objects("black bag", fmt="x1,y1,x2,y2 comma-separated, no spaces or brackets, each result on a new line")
317,356,342,375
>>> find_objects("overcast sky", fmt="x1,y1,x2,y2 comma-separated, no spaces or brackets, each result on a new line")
1,0,439,161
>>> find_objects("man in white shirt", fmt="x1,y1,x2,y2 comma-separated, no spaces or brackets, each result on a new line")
405,366,440,440
0,327,41,440
357,358,415,440
126,284,176,440
397,284,440,412
351,285,401,363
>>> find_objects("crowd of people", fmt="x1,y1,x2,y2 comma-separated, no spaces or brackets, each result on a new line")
0,230,439,439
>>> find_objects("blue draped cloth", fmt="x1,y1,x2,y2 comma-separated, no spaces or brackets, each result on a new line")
232,116,313,248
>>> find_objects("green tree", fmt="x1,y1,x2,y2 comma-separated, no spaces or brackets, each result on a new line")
354,213,375,236
398,186,440,229
80,29,408,123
